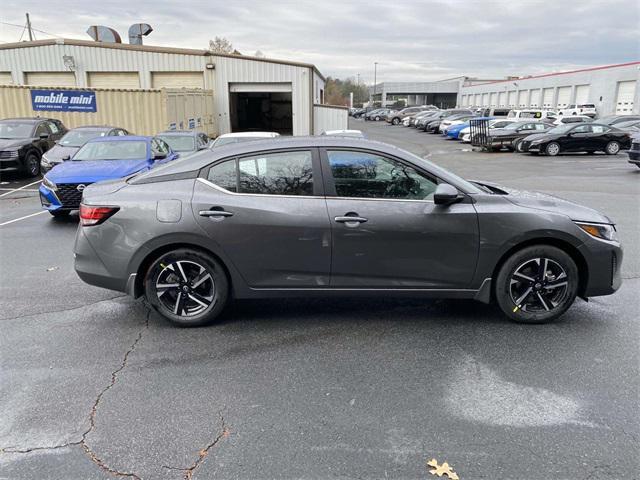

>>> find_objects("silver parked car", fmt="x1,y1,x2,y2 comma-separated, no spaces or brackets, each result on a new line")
75,137,622,326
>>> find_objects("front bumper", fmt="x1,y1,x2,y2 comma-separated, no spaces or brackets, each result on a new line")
578,236,623,297
628,143,640,164
39,184,65,211
0,155,23,172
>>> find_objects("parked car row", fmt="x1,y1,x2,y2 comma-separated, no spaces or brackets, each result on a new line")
368,107,640,166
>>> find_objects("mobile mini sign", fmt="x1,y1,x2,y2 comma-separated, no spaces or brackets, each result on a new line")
30,89,97,113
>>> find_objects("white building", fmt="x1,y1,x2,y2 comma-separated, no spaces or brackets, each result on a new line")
458,62,640,116
0,38,345,136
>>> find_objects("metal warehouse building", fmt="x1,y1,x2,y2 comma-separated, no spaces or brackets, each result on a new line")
369,81,460,108
0,38,346,136
458,62,640,116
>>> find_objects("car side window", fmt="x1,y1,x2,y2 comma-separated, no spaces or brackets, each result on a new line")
152,138,170,155
572,125,590,134
208,160,238,192
534,123,547,130
327,150,437,201
237,151,313,196
35,123,49,137
591,125,608,134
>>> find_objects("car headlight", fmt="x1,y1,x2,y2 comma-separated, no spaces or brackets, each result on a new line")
42,176,57,191
575,222,618,242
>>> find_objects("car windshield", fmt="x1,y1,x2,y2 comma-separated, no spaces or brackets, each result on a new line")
547,124,575,134
59,129,108,147
157,135,196,152
0,122,34,139
213,136,269,147
73,140,148,161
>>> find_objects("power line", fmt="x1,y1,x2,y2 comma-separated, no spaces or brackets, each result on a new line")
0,20,63,39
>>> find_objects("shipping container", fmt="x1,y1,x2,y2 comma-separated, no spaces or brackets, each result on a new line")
0,85,214,136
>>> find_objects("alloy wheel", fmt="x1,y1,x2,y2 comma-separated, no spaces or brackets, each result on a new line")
27,155,40,176
509,257,569,312
155,260,215,317
606,141,620,155
546,142,560,156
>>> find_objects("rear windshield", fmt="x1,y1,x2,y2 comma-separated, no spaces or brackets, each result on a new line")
59,129,107,147
73,140,148,161
157,135,196,152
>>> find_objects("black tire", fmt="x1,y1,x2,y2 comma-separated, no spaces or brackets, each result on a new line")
605,141,620,155
495,245,579,324
545,142,561,156
392,117,400,125
23,152,41,177
513,138,525,153
49,210,70,217
144,248,229,327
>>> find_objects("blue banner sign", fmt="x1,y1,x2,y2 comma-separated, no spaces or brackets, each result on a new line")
30,89,97,112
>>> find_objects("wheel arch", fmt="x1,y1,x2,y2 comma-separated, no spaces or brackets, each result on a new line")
490,237,589,300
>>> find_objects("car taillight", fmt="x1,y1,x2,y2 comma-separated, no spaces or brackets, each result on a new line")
79,204,119,226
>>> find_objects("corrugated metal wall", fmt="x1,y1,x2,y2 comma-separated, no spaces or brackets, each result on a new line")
0,85,214,136
212,56,312,136
313,105,348,135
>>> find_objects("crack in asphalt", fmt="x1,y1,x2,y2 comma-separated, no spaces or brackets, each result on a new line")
1,309,150,480
162,411,230,480
0,295,127,322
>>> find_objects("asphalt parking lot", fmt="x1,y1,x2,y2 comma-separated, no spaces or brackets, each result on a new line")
1,120,639,480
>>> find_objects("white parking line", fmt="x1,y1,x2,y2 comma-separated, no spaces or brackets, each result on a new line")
0,179,42,198
0,210,47,226
0,188,39,192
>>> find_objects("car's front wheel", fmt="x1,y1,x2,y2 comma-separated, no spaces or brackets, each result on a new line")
144,248,229,327
23,152,41,177
392,118,400,125
605,141,620,155
495,245,579,324
513,138,525,153
545,142,561,156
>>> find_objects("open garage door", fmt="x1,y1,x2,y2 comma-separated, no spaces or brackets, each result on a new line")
229,83,293,135
615,80,636,115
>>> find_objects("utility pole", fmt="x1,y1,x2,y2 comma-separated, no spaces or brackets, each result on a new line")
373,62,378,106
25,13,34,41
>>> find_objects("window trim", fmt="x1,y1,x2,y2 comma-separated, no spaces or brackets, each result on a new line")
201,147,325,198
319,147,444,203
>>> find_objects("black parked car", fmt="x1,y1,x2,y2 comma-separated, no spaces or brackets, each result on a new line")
41,125,130,173
520,123,632,156
0,118,67,177
597,115,640,126
156,130,211,156
628,133,640,168
486,121,553,152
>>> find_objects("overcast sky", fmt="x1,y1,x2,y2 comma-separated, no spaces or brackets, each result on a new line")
1,0,638,83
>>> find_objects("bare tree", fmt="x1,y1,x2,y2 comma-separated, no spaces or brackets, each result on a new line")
208,37,234,54
254,50,265,58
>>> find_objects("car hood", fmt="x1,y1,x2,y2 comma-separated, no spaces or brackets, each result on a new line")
474,180,613,224
46,159,152,183
44,144,80,161
0,138,31,149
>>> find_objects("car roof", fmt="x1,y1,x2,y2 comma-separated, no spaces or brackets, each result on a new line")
158,130,202,136
70,125,114,131
216,132,279,139
0,117,55,123
87,135,150,143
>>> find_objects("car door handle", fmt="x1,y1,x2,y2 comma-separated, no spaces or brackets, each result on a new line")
334,216,368,223
199,209,234,217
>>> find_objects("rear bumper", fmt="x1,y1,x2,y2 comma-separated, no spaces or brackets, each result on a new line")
74,225,128,293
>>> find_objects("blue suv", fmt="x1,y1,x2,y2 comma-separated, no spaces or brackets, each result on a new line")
40,136,178,217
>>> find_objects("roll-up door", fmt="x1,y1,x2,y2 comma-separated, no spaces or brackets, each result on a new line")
507,91,516,107
529,89,540,107
88,72,140,89
556,86,571,109
517,90,528,107
575,85,590,105
151,72,204,89
542,88,554,108
0,72,13,84
498,92,506,107
481,93,489,106
489,92,497,107
24,72,76,86
615,80,636,115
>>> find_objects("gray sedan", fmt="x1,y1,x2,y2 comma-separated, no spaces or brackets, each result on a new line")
74,137,622,326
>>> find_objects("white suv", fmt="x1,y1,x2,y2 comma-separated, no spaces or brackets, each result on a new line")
558,104,597,118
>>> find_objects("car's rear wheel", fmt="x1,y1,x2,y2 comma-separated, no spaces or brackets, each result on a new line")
495,245,578,324
375,116,381,121
513,138,525,153
144,248,229,327
23,152,41,177
545,142,561,156
605,141,620,155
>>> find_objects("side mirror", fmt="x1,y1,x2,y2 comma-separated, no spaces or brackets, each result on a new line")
153,152,167,160
39,133,49,139
434,183,461,206
62,155,70,161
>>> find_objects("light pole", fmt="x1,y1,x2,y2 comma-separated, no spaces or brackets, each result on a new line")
373,62,378,106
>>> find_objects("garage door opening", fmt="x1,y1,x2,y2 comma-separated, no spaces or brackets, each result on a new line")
229,91,293,135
